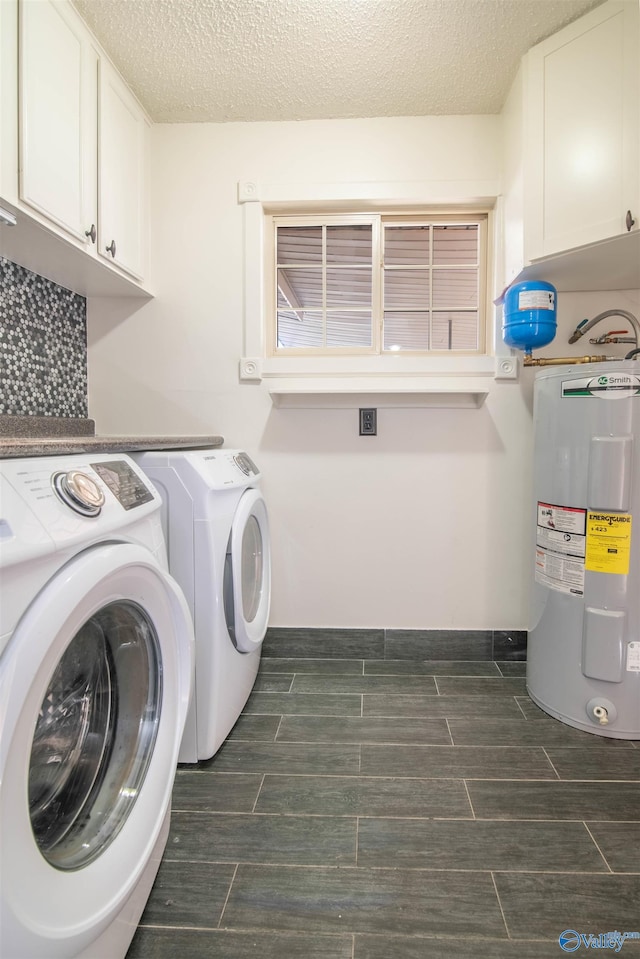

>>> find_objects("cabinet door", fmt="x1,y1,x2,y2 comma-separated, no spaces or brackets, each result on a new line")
524,1,639,261
19,0,97,243
98,58,148,280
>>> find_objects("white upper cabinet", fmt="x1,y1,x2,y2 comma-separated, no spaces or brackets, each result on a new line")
19,0,97,245
0,0,150,294
98,58,148,280
523,0,639,262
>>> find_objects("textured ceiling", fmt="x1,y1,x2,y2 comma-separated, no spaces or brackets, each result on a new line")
71,0,605,123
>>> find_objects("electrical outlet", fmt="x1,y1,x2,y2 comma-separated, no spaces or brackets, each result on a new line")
359,408,377,435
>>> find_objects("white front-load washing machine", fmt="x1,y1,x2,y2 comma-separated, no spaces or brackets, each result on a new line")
0,453,194,959
131,448,271,762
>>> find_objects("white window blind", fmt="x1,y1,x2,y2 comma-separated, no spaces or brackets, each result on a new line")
272,214,487,356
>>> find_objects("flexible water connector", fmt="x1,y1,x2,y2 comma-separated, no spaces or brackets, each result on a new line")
568,309,640,347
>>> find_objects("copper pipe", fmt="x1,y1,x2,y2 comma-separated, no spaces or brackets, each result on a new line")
523,355,610,367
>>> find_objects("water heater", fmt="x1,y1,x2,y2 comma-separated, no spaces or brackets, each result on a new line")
529,361,640,738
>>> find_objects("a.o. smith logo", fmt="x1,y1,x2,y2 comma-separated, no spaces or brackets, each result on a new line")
598,374,634,386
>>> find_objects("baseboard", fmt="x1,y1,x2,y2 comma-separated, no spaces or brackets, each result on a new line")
263,628,527,661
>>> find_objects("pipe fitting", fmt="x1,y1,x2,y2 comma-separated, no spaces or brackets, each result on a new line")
593,705,609,725
523,354,610,366
569,309,640,348
586,697,618,728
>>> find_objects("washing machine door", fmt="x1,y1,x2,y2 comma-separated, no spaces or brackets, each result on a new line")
0,543,194,959
224,488,271,653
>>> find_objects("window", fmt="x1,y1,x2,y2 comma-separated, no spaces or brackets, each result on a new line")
269,213,488,356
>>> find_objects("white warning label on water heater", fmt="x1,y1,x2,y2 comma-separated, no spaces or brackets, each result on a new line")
627,642,640,672
535,502,586,595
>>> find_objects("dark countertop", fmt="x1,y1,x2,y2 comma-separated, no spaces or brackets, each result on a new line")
0,416,224,458
0,414,97,438
0,435,224,458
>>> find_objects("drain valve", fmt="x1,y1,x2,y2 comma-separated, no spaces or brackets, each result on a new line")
593,705,609,725
586,697,617,727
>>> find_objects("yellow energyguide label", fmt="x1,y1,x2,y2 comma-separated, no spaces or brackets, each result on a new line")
585,512,632,575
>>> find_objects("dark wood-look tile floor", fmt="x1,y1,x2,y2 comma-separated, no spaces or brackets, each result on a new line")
127,655,640,959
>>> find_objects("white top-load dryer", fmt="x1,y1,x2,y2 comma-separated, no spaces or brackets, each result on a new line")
0,453,194,959
131,448,271,762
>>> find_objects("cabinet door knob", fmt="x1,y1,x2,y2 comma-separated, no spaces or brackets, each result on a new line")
106,239,117,257
85,223,96,244
626,210,635,232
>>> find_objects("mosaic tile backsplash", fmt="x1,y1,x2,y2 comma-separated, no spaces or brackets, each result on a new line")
0,257,88,417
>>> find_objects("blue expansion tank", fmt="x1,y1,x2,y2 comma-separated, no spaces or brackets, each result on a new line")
502,280,557,353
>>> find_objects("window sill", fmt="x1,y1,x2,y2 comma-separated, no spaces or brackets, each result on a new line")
241,355,514,405
269,387,489,409
240,354,514,400
241,354,499,378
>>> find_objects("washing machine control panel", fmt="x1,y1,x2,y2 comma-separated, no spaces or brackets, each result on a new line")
91,461,155,511
1,455,162,562
49,461,154,516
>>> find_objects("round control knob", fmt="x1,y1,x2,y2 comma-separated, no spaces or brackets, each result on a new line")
233,454,250,475
52,470,106,516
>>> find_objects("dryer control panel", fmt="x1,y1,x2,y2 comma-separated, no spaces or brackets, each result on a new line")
232,452,259,476
183,449,262,491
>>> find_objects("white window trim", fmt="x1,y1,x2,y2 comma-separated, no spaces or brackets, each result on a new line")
239,179,516,392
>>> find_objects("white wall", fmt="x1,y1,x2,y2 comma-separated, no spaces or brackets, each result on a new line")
501,64,525,288
87,114,637,630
